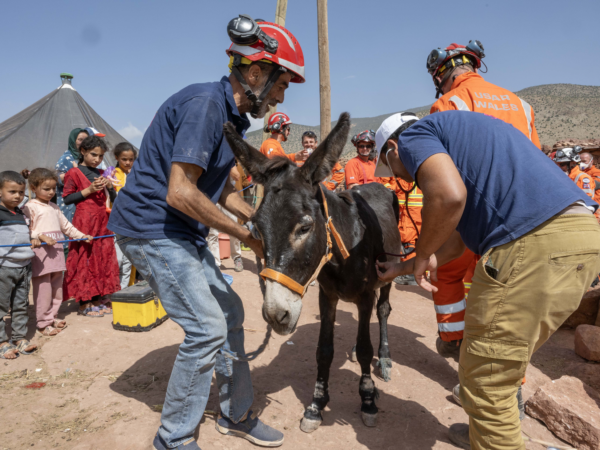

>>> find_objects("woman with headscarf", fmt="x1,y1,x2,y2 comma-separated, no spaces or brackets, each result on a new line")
55,128,89,223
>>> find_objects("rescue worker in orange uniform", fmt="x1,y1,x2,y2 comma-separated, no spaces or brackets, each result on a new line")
259,112,309,162
345,130,379,189
300,130,345,190
579,152,600,215
554,146,596,199
379,175,423,285
426,41,542,362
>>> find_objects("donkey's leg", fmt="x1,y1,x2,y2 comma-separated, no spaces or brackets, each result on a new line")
300,288,338,433
356,292,378,427
376,284,393,382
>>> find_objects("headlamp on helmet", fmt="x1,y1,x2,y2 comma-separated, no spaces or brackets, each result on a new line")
351,130,376,147
227,14,279,54
553,146,582,163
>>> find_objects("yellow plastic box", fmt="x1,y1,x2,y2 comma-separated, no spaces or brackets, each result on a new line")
111,281,168,332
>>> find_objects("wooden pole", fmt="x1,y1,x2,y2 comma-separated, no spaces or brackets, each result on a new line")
317,0,331,139
262,0,288,142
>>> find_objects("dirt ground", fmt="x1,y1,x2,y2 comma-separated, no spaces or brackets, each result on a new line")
1,251,598,450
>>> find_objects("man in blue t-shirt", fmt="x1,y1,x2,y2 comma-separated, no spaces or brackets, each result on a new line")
108,18,305,450
374,111,600,450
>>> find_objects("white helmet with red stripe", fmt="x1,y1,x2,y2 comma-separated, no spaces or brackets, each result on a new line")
226,15,305,118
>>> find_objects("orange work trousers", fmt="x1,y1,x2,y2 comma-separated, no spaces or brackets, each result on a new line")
431,248,478,342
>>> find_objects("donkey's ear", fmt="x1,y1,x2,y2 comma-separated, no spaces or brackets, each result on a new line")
223,122,271,185
299,112,350,185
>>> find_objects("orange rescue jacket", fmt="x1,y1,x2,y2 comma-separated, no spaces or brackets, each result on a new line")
259,138,297,162
345,157,378,188
324,162,345,191
431,72,541,149
379,177,422,246
569,166,595,199
583,166,600,206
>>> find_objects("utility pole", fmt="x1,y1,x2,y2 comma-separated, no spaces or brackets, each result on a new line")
262,0,288,142
317,0,331,139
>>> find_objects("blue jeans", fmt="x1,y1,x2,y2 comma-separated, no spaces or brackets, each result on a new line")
116,236,253,447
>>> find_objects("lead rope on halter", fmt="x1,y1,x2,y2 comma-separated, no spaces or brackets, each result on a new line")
259,185,350,298
220,256,272,363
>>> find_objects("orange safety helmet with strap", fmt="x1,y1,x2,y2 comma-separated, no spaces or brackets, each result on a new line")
226,15,305,118
264,112,292,141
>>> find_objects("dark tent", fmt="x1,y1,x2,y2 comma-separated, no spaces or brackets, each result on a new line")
0,73,136,172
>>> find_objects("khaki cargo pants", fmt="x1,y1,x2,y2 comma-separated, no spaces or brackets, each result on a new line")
458,213,600,450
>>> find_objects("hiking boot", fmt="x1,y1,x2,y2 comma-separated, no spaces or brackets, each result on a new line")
234,257,244,273
436,337,462,362
216,410,284,447
448,423,471,449
153,433,201,450
452,384,525,421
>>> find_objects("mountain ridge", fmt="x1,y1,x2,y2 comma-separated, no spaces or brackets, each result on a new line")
245,83,600,160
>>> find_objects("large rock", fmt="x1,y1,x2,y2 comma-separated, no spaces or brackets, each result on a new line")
562,287,600,329
525,376,600,450
575,325,600,361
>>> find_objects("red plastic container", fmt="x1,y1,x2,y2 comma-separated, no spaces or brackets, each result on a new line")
218,233,231,260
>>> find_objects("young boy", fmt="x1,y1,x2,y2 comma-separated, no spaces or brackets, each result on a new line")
0,171,38,359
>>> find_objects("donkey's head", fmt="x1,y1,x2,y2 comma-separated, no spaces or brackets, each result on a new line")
224,113,350,335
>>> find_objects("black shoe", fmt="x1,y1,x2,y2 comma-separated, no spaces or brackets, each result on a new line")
449,423,470,449
436,337,462,362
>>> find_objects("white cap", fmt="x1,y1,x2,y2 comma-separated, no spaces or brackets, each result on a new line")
374,112,418,177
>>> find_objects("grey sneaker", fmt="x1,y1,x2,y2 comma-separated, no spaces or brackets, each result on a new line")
234,257,244,273
216,410,284,447
449,423,471,449
153,433,201,449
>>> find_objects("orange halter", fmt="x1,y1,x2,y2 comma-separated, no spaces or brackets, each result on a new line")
260,185,350,297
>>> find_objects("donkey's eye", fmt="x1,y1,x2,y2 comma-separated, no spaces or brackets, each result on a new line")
300,224,312,234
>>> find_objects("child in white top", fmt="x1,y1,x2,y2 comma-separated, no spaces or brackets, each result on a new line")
23,168,92,336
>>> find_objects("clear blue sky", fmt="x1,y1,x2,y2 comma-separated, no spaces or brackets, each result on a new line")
1,0,599,147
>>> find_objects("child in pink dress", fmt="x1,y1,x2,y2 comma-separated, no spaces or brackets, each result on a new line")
23,169,92,336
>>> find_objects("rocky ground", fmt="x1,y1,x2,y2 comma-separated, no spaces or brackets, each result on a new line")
1,251,597,450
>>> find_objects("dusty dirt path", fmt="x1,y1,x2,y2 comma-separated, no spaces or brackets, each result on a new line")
1,251,595,450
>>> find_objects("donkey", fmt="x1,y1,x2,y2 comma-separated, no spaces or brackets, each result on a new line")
224,112,401,432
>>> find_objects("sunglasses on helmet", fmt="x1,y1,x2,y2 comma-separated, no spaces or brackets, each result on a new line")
227,14,279,54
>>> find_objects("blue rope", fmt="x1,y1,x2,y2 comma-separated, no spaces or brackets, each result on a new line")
0,234,116,248
236,183,254,194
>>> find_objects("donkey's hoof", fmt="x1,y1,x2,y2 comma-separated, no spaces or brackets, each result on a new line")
300,417,322,433
350,345,357,362
377,358,392,382
361,411,377,427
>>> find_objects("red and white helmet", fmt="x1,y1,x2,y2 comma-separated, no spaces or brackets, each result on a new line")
265,112,292,133
227,19,305,83
226,15,305,118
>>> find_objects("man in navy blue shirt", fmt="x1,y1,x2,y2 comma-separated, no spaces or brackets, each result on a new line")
374,111,600,450
109,18,305,450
